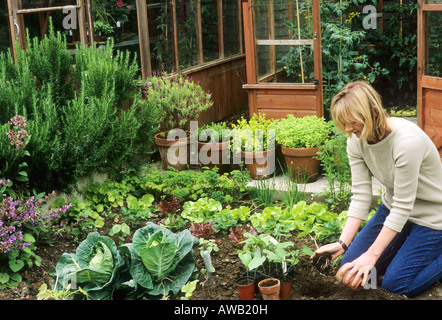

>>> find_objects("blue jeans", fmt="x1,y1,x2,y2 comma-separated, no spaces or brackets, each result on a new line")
341,204,442,297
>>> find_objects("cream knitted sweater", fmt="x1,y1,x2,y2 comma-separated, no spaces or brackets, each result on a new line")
347,118,442,232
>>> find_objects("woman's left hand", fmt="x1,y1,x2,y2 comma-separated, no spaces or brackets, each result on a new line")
336,252,378,290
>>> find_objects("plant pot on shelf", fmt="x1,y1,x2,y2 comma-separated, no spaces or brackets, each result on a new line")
155,131,193,171
235,276,255,300
281,145,321,183
242,148,276,180
197,140,230,173
258,278,280,300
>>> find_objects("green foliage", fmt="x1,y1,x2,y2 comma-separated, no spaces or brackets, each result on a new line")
272,115,332,149
210,206,251,233
181,197,222,223
0,234,40,290
120,222,199,297
231,113,275,153
249,201,346,241
54,232,127,300
139,165,251,204
280,0,395,117
197,122,231,143
143,71,213,133
316,126,352,213
0,21,159,193
25,21,74,108
73,39,140,107
361,1,418,109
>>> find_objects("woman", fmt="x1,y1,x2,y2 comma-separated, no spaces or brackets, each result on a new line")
314,81,442,297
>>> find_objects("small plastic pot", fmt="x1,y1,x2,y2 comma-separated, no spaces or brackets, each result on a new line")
235,276,255,300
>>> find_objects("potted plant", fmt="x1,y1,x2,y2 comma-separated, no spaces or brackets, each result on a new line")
231,113,275,179
272,115,332,182
197,122,231,173
143,71,213,171
235,249,266,300
260,240,297,300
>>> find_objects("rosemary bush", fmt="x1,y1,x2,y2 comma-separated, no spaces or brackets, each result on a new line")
0,22,159,193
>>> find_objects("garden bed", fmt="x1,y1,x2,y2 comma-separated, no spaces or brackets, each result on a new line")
0,211,439,301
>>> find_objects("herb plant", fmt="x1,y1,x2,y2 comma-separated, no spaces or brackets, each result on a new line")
231,113,275,153
143,71,213,134
272,115,332,149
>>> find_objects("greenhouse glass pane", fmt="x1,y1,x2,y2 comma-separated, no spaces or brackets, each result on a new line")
201,0,219,62
0,1,9,53
176,0,198,69
148,0,175,73
252,0,314,83
223,0,240,56
426,11,442,77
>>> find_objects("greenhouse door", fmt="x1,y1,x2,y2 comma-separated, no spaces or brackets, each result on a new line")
6,0,91,62
242,0,323,119
417,0,442,158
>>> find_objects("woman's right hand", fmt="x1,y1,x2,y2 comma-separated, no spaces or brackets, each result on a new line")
311,242,345,261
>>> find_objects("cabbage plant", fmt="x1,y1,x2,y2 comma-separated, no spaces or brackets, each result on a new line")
120,222,199,296
53,232,126,300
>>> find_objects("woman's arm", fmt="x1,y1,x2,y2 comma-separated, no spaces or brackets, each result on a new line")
338,225,398,289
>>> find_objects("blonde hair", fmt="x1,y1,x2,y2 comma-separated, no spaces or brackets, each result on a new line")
331,81,388,141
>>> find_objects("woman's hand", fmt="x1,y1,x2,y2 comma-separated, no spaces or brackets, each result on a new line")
312,242,345,261
336,251,378,290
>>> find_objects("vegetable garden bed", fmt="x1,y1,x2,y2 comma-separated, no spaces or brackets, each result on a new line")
0,163,439,301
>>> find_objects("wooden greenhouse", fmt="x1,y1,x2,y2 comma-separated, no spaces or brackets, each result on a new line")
417,0,442,158
1,0,441,139
3,0,248,124
242,0,324,120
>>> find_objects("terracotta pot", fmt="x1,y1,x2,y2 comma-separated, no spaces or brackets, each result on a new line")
281,146,320,183
235,276,255,300
242,149,276,180
258,278,280,300
155,131,193,171
197,140,230,173
279,280,292,299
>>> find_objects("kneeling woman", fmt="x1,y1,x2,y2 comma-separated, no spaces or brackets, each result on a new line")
314,81,442,297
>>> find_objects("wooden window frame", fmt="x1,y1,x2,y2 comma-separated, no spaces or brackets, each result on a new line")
6,0,92,62
136,0,244,80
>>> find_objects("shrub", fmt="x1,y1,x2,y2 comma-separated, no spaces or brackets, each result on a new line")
0,23,159,193
143,70,213,134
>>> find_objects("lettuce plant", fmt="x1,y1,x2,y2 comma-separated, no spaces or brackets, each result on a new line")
53,232,126,300
181,197,222,223
120,222,198,297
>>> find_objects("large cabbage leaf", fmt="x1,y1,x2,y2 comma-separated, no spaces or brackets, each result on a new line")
54,232,127,300
120,222,199,296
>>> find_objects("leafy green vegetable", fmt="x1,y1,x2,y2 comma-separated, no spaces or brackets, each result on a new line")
120,222,199,296
250,201,345,240
53,232,126,300
181,197,222,223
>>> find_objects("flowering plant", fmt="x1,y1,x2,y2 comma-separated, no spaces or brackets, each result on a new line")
143,70,213,135
0,115,72,289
